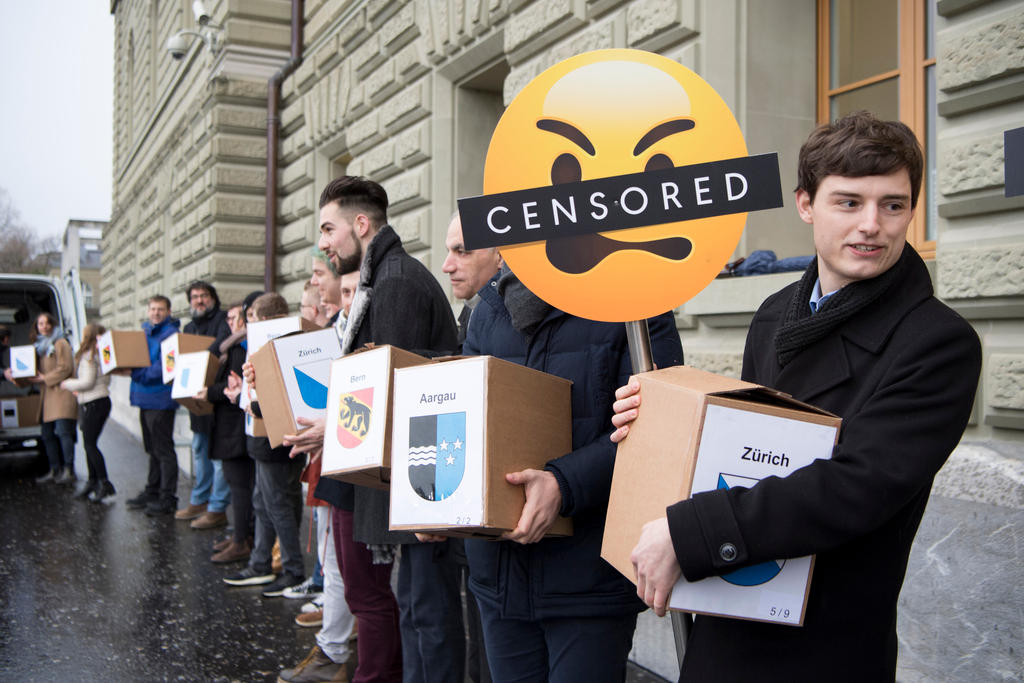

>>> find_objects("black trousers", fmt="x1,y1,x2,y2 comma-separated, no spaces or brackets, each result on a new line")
220,456,255,544
139,408,177,501
79,397,111,482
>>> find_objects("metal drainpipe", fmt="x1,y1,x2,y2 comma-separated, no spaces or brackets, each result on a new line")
265,0,304,292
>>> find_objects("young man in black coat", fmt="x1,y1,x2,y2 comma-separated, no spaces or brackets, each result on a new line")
613,111,982,682
280,176,459,683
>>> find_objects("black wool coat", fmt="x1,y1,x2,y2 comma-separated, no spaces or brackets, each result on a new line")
667,247,981,682
206,338,246,461
184,307,231,434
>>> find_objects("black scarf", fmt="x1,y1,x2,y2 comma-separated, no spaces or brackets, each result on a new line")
497,266,552,337
774,244,912,366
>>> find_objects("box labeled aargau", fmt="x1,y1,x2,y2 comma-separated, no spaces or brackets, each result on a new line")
321,345,433,489
97,330,151,375
0,394,42,428
250,327,342,448
160,333,215,384
601,365,840,626
241,316,319,437
170,351,219,415
389,356,573,538
9,345,37,379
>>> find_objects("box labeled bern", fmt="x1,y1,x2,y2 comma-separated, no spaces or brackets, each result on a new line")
9,345,37,379
389,356,573,538
160,333,215,384
171,351,219,415
601,365,840,626
322,345,433,489
97,330,151,375
250,327,341,448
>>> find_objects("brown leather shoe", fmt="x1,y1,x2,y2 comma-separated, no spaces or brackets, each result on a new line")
294,609,323,628
174,502,207,520
211,540,251,564
277,645,347,683
190,510,228,530
212,537,232,552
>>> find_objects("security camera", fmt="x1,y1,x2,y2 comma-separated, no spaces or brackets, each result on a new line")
193,0,212,26
167,32,190,60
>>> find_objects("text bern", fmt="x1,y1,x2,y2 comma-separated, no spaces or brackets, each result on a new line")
457,153,782,250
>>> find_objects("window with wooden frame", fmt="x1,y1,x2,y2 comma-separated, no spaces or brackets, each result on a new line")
817,0,936,259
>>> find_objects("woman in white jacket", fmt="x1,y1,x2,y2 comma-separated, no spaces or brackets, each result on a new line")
61,323,114,502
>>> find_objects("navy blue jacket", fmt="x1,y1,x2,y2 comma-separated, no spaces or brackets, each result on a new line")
463,283,683,619
130,317,180,411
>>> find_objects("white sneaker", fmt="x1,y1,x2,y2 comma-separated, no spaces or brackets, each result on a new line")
283,575,324,600
300,593,326,613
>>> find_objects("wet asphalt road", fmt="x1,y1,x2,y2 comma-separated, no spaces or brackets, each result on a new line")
0,419,668,683
0,419,317,682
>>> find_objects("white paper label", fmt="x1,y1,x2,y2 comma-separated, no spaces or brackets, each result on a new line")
668,404,837,624
9,346,36,379
97,330,117,374
270,328,342,425
1,400,18,428
322,348,391,473
160,335,178,384
389,358,486,528
171,352,211,399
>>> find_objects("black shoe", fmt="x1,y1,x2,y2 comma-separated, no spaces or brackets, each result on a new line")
74,481,98,499
89,481,116,503
224,567,276,587
145,498,177,516
126,491,157,509
35,470,56,484
262,573,305,598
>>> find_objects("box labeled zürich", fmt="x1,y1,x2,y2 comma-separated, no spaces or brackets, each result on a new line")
321,345,432,489
241,316,320,438
160,333,215,384
389,356,573,538
97,330,151,374
601,365,840,626
249,327,342,448
171,351,218,415
0,394,42,428
9,345,37,379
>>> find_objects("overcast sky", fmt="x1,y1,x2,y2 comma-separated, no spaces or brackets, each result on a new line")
0,3,114,241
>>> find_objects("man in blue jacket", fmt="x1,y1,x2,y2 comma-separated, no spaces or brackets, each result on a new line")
462,267,683,682
125,295,182,516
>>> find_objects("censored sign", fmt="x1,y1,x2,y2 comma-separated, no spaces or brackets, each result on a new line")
459,153,782,250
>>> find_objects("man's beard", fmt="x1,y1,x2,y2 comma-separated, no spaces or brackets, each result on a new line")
332,235,363,275
190,306,207,319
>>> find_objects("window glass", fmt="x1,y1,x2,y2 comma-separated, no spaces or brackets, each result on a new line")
829,77,899,120
829,0,899,88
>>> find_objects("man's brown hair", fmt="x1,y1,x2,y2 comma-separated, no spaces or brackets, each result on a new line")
318,176,388,227
251,292,290,320
797,110,924,208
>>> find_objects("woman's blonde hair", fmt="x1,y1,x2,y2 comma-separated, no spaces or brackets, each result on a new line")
75,323,107,364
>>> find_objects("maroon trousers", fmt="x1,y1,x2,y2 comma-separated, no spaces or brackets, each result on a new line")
331,506,402,683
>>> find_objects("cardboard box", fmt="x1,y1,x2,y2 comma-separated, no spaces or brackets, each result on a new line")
170,351,219,415
321,345,433,489
601,365,841,626
250,327,342,448
9,345,37,379
97,330,151,375
241,316,319,437
389,356,574,538
0,394,42,428
160,333,215,384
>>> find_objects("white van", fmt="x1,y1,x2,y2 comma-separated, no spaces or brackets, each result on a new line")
0,271,87,475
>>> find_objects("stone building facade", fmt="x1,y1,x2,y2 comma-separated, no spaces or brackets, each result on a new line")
107,1,1022,679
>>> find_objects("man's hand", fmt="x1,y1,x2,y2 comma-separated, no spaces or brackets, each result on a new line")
224,371,242,403
501,469,562,544
242,361,255,387
283,417,325,456
415,533,447,543
630,517,681,617
194,387,208,401
3,368,13,382
610,380,641,444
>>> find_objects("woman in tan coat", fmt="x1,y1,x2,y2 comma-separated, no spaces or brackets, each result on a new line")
29,312,78,484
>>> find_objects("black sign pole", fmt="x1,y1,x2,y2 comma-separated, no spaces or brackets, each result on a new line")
624,319,692,665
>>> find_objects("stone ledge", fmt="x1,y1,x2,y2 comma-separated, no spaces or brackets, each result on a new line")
682,272,801,316
933,441,1024,508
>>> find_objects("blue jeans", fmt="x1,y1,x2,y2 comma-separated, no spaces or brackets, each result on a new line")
41,418,77,472
189,431,230,512
476,606,637,683
398,540,465,683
